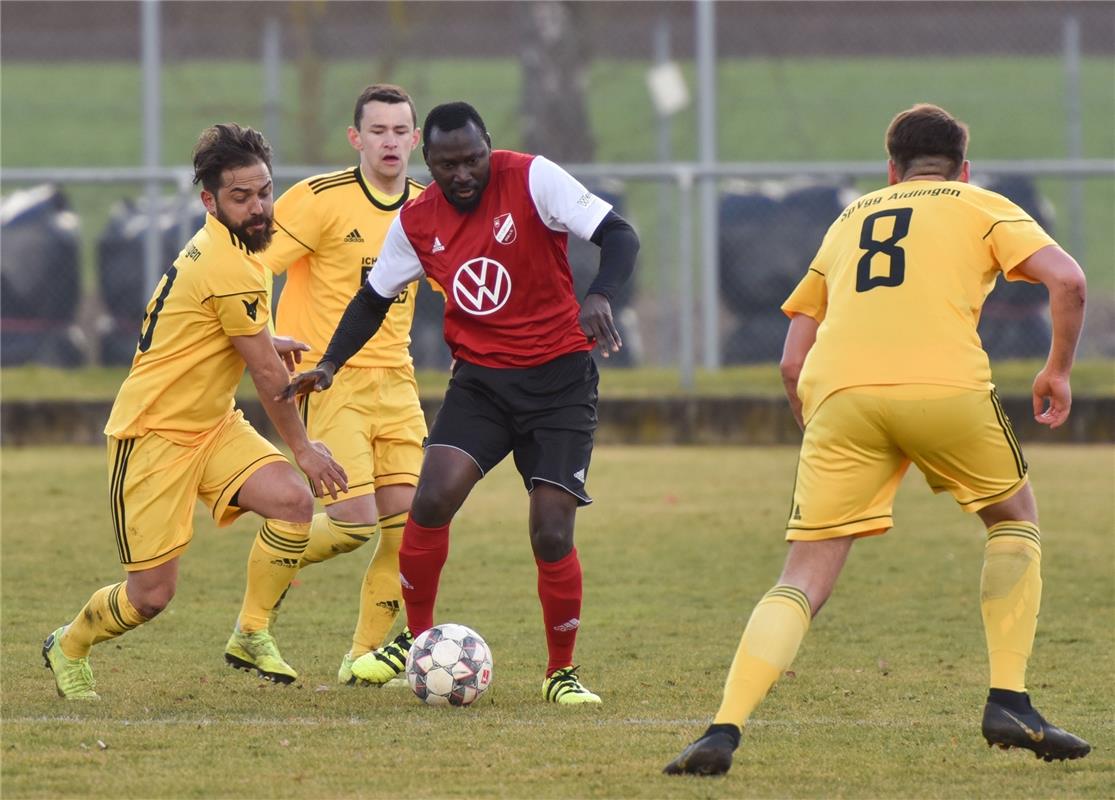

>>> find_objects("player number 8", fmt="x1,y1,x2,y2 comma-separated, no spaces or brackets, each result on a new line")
856,207,913,293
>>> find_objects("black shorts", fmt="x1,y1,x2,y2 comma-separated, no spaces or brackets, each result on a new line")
427,351,599,505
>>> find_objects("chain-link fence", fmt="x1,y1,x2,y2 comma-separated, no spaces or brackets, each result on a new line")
3,1,1113,372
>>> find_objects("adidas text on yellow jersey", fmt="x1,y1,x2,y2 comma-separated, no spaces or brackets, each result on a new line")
267,167,426,368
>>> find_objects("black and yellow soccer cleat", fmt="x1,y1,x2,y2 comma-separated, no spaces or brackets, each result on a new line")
542,665,601,705
982,694,1091,762
350,627,413,686
663,724,741,776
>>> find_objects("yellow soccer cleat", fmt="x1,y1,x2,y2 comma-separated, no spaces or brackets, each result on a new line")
350,628,413,686
543,665,602,705
224,628,297,684
42,626,99,700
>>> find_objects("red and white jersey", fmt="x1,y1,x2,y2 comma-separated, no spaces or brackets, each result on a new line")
367,150,612,368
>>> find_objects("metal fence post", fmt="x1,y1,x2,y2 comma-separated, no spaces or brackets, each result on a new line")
141,0,162,297
1063,15,1085,264
176,170,196,251
263,15,282,161
695,0,719,369
678,168,695,390
654,17,676,363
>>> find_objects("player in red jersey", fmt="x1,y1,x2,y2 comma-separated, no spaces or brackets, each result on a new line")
283,102,639,703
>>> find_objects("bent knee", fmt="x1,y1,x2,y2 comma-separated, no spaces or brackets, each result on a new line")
530,526,574,563
266,479,314,523
130,585,175,619
411,487,457,527
284,488,315,522
237,463,315,522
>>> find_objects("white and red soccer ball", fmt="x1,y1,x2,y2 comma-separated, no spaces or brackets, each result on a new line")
405,623,493,707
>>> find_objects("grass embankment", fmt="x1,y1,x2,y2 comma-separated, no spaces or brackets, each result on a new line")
2,359,1113,403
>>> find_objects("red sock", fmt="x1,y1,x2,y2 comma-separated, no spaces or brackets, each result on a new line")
399,518,449,637
537,548,583,676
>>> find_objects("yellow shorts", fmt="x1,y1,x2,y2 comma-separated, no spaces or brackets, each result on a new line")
297,364,426,506
107,409,286,571
786,385,1028,541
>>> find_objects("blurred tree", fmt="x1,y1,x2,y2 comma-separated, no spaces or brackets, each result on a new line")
520,1,595,162
290,1,327,163
376,2,411,82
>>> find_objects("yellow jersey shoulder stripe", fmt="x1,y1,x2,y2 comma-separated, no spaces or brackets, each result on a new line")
308,168,357,190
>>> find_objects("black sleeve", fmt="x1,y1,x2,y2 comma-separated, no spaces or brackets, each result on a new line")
586,210,639,301
319,282,395,371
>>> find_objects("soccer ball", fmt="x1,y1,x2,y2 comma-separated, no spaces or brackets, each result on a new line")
405,623,493,707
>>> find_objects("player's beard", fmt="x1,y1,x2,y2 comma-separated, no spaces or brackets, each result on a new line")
445,172,490,213
216,204,274,253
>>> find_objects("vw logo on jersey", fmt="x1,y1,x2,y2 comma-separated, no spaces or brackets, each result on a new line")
493,212,517,245
452,257,512,316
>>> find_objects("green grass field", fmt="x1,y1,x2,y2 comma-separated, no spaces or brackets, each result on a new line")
2,444,1112,798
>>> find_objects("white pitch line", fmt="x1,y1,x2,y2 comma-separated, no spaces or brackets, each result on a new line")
0,716,1007,729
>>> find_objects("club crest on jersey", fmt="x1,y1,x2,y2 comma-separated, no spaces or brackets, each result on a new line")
493,212,517,245
452,257,512,316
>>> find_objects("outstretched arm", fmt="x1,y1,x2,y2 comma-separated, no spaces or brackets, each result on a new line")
279,283,395,399
780,314,820,430
1011,244,1086,428
581,210,639,358
230,329,348,498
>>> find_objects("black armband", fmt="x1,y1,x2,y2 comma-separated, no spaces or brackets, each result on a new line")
319,282,394,371
587,210,639,301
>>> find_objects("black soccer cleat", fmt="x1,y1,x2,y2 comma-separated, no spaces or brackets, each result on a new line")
982,696,1091,762
663,724,740,776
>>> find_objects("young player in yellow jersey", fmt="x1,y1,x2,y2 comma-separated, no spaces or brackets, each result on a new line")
666,104,1090,775
233,84,428,685
42,124,347,699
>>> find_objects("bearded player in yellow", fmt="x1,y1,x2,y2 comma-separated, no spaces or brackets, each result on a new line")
232,84,428,685
665,104,1090,774
42,124,348,699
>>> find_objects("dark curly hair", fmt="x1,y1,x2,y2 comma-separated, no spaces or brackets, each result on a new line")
192,123,272,194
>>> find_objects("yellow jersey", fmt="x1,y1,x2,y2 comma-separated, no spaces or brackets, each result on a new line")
267,167,426,368
782,180,1056,423
105,213,270,442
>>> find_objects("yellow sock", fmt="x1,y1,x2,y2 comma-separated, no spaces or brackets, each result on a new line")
713,585,812,728
981,521,1042,692
60,582,147,659
299,512,375,566
238,519,310,633
351,511,405,656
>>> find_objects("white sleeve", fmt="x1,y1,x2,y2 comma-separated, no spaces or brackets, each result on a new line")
528,156,613,242
367,215,425,297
